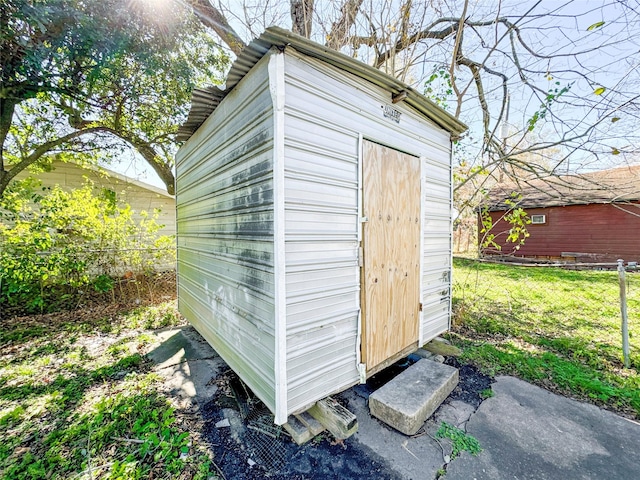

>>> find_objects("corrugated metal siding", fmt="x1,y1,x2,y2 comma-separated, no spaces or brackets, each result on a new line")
484,203,640,263
282,50,453,412
282,109,360,412
175,56,278,412
421,156,453,343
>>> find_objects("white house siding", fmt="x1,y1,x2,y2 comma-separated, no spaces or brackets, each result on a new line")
13,161,176,237
175,56,278,412
282,50,453,413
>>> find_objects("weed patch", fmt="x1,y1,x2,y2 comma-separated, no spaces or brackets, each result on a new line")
0,301,214,479
479,388,494,399
435,422,482,459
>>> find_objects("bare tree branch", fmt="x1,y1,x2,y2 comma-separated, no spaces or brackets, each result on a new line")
374,17,461,68
0,127,106,196
449,0,469,117
186,0,246,55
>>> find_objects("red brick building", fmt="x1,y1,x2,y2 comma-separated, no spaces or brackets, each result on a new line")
480,165,640,263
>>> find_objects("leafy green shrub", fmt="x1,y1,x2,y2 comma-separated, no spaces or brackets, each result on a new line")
0,178,175,314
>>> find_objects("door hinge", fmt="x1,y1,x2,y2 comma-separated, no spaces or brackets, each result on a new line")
358,246,364,267
419,303,423,312
360,216,368,223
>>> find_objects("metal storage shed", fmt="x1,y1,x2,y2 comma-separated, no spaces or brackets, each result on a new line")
175,27,466,425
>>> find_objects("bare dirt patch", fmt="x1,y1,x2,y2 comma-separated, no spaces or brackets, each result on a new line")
199,369,404,480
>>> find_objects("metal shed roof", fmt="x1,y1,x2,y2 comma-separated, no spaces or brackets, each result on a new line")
177,26,467,141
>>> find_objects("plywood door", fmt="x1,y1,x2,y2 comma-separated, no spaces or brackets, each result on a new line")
361,140,421,371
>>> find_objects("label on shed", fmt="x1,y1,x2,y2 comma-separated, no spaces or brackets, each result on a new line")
382,105,401,123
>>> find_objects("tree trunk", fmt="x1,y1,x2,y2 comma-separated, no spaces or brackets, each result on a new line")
0,170,10,198
101,125,176,195
0,98,17,176
0,126,102,198
290,0,314,38
131,140,176,195
326,0,363,50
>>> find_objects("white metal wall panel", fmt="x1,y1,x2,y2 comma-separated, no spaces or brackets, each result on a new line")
284,53,451,151
282,50,453,412
421,161,453,344
269,50,288,425
282,93,360,413
175,56,278,412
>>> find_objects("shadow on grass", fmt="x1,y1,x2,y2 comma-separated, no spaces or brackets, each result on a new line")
455,296,638,369
0,354,144,404
1,303,181,370
0,307,121,344
0,354,170,479
536,336,638,371
0,301,181,349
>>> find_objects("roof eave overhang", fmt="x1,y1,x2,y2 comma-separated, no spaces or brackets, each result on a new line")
481,198,640,212
178,27,467,142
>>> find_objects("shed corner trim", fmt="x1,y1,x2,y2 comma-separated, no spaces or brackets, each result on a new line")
269,51,288,425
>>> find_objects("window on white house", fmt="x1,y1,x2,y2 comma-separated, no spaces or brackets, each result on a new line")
531,214,546,224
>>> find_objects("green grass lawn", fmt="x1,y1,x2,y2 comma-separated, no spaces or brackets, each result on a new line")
4,263,639,478
0,302,215,480
450,258,640,418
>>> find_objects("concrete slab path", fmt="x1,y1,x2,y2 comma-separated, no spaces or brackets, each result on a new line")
146,326,640,479
146,326,226,409
446,376,640,480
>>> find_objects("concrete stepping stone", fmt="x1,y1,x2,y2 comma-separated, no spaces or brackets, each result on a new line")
369,359,459,435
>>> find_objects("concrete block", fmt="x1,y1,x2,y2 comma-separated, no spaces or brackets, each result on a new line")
414,348,437,360
369,359,458,435
422,339,462,357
